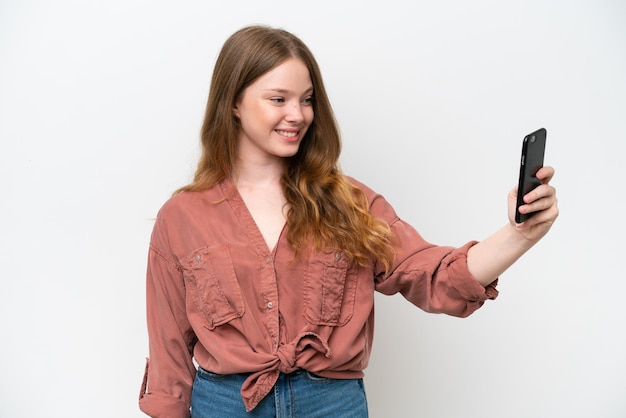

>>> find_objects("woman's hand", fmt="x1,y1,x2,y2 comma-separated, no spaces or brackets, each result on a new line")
508,166,559,242
467,167,559,285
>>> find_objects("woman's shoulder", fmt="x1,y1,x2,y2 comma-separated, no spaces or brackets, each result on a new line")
157,183,223,220
344,175,377,197
344,175,399,221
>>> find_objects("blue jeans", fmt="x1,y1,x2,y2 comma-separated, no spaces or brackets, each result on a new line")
190,367,368,417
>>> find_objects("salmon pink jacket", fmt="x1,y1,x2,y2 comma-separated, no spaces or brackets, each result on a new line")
139,177,498,417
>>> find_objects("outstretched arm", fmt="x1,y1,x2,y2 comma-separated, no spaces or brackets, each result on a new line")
467,166,559,286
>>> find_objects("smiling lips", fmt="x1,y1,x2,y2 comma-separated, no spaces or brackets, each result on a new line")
276,129,300,140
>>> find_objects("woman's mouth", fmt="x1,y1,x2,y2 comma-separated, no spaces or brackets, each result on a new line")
276,129,298,138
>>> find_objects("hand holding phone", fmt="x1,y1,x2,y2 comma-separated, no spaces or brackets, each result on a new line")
515,128,547,223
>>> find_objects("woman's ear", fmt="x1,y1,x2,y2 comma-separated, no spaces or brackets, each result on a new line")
232,103,240,119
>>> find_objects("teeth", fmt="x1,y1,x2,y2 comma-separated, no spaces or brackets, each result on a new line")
277,130,297,138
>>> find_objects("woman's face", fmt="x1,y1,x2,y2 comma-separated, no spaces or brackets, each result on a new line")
233,58,314,165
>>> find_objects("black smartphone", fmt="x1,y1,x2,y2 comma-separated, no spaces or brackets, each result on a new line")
515,128,547,223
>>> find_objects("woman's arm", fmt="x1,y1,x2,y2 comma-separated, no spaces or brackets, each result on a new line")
139,214,197,418
467,166,559,286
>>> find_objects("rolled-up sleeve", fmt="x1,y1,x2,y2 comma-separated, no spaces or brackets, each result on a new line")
139,216,196,418
371,194,498,318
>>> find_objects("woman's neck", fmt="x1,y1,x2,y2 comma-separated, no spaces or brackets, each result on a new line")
233,157,286,188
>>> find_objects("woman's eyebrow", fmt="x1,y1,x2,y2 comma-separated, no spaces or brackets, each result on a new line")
263,87,314,94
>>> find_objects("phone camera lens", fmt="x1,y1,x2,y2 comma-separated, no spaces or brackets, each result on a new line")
530,135,536,143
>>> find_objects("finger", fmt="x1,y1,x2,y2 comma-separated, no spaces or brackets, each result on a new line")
521,192,558,217
519,203,559,228
523,184,556,204
536,166,555,183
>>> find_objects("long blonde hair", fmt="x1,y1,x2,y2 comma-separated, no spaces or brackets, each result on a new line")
178,25,394,272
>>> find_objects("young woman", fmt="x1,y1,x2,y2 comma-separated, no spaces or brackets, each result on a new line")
139,25,559,418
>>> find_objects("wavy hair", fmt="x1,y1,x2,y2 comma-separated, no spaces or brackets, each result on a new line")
178,25,394,272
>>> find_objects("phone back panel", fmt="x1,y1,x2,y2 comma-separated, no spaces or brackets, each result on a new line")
516,128,547,223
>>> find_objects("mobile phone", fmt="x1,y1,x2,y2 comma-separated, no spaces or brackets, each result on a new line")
515,128,547,223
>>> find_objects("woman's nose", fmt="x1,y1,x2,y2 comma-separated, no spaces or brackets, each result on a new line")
285,102,304,122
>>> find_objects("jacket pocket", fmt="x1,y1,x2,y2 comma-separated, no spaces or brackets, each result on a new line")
303,251,357,326
181,244,245,330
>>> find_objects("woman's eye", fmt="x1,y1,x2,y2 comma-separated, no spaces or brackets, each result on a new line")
270,98,285,103
302,96,313,105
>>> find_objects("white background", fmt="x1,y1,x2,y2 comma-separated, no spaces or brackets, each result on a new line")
1,0,625,417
